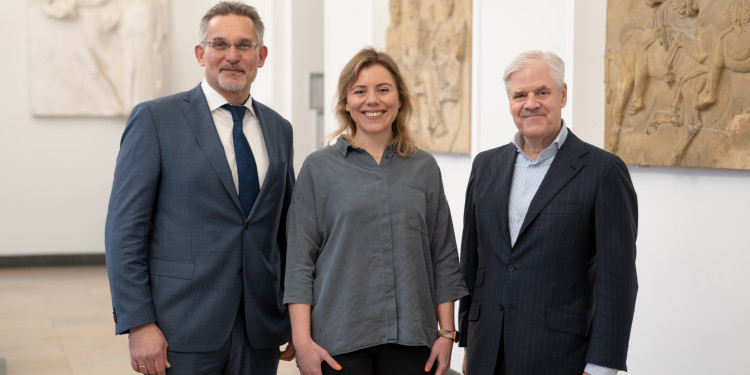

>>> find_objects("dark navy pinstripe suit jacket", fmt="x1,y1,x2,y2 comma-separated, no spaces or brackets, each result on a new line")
458,131,638,374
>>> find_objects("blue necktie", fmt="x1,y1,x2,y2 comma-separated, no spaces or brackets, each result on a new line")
222,104,259,218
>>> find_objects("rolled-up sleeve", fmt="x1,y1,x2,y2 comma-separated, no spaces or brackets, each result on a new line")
431,172,469,305
283,160,320,306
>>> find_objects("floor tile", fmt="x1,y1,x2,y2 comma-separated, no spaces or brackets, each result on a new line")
0,266,301,375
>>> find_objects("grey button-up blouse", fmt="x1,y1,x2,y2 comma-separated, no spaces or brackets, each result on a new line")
283,137,468,356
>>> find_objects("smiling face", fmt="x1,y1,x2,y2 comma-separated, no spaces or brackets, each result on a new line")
507,59,567,149
345,64,402,143
195,14,268,103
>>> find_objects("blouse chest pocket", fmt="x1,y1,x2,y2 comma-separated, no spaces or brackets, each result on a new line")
400,180,429,234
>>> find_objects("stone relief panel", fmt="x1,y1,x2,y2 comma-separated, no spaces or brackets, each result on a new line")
605,0,750,169
28,0,168,117
386,0,472,154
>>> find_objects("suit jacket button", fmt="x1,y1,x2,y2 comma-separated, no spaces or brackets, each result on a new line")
508,265,516,272
498,304,505,311
238,268,244,275
244,223,249,230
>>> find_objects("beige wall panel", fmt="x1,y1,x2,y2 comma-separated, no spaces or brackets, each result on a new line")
386,0,472,154
605,0,750,169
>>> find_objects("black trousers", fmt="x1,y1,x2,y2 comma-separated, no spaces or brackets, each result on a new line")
322,344,436,375
493,326,506,375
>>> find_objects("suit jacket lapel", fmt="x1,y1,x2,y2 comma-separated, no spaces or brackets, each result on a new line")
494,145,518,248
180,85,243,213
519,132,589,236
251,99,280,212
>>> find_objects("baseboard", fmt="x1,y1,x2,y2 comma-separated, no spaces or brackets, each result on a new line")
0,253,106,268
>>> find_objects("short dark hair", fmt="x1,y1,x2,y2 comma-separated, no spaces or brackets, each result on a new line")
199,1,265,45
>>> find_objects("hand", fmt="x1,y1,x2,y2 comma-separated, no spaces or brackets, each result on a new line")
280,340,296,361
293,337,341,375
424,337,453,375
128,322,170,375
462,352,467,375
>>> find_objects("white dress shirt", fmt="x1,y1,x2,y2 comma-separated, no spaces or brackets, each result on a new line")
200,80,269,194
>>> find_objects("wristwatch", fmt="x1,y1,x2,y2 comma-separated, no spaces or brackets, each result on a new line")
438,329,460,343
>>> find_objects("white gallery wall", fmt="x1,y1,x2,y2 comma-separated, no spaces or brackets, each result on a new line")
0,0,322,255
1,0,749,373
1,0,207,255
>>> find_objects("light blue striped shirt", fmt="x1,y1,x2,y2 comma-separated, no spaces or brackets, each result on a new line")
508,125,568,247
507,123,618,375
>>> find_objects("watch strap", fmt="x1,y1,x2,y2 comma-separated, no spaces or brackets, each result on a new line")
438,329,459,343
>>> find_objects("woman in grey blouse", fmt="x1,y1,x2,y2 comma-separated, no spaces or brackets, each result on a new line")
284,48,467,375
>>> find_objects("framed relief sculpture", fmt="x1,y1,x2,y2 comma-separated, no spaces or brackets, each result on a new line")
28,0,168,117
387,0,472,154
605,0,750,169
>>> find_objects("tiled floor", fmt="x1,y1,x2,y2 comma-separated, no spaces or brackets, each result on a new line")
0,266,299,375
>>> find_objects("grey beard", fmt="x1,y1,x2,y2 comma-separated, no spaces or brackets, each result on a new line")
218,75,246,92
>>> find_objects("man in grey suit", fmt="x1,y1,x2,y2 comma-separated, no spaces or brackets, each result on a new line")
105,2,295,374
458,50,638,375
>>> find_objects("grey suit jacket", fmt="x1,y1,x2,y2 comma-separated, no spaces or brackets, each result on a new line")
105,84,294,352
458,131,638,374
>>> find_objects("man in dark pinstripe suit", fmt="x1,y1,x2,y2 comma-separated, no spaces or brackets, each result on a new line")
458,50,638,375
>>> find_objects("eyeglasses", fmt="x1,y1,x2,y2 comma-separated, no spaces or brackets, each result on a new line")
201,40,260,52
